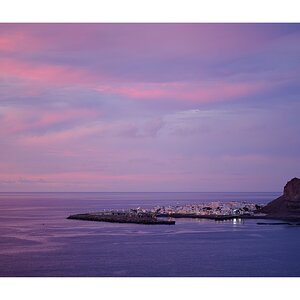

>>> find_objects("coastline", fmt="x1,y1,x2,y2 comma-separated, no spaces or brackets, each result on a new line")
67,212,176,225
157,213,300,221
67,211,300,226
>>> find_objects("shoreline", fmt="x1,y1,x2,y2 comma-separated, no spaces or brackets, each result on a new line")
158,213,300,222
67,211,300,226
67,212,176,225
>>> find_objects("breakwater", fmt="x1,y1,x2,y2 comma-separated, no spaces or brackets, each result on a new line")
67,211,175,225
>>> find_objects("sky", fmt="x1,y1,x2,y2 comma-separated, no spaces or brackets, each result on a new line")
0,23,299,192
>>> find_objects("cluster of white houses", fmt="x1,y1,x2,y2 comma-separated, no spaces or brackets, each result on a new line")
150,201,264,216
97,201,265,218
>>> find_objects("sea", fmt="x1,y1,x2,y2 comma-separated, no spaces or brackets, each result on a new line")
1,191,300,277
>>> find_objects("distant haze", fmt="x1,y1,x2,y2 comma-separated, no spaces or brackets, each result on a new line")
0,24,299,192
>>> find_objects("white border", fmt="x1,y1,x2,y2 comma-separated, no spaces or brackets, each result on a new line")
1,277,300,300
0,1,300,299
0,0,299,22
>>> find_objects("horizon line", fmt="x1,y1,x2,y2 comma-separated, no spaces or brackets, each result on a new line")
0,191,281,193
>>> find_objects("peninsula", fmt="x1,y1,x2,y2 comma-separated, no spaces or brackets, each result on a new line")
67,178,300,225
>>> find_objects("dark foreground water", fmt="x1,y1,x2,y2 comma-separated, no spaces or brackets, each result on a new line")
2,192,300,277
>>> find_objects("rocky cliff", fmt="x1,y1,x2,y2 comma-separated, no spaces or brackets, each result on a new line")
261,177,300,217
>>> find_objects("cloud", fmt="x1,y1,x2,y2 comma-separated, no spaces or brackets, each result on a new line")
0,107,101,136
116,118,164,138
95,80,266,105
0,177,48,185
0,58,98,88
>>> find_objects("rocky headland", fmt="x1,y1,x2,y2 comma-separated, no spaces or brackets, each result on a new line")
259,177,300,219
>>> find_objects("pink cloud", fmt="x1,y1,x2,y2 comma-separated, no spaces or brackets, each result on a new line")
96,81,265,103
20,128,92,146
0,107,101,136
0,58,100,87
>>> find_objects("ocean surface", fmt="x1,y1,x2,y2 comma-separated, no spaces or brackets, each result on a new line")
2,191,300,277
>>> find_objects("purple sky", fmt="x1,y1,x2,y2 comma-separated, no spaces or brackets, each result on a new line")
0,23,299,192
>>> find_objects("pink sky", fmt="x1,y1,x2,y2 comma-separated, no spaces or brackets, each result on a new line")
0,24,299,191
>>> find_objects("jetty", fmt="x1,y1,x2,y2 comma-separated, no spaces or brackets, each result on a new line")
67,210,175,225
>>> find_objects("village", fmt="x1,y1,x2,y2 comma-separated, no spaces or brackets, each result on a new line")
147,201,265,217
68,201,267,225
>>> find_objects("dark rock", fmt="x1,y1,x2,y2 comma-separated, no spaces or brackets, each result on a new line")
260,177,300,217
284,177,300,201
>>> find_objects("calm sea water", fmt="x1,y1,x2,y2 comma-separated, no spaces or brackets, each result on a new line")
2,191,300,277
